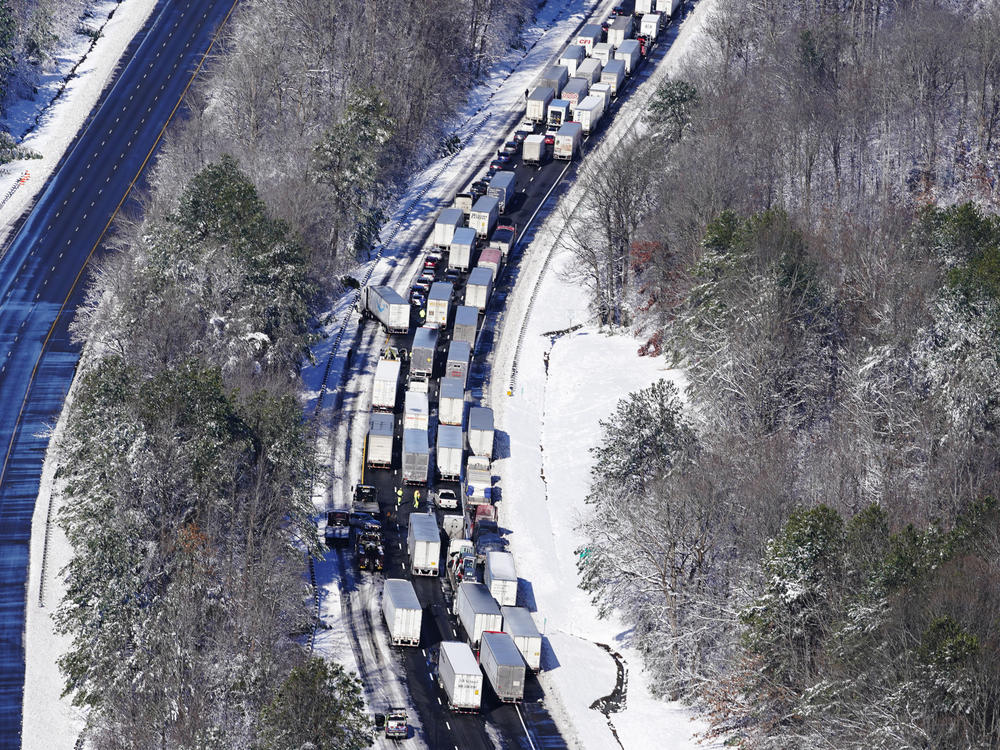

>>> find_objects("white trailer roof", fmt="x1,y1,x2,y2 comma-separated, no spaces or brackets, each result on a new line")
409,512,439,541
468,267,493,287
452,227,477,246
472,195,499,214
384,578,421,609
374,357,400,380
501,606,541,638
403,428,429,454
455,305,479,327
437,424,463,450
428,281,453,302
437,207,464,226
481,631,524,666
440,640,480,674
412,326,438,350
448,340,471,362
460,582,501,614
469,407,494,432
487,551,517,581
369,413,394,436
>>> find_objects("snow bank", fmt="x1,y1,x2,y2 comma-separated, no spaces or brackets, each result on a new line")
0,0,158,243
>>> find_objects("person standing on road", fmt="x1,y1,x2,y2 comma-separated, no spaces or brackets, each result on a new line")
413,489,421,509
395,487,403,509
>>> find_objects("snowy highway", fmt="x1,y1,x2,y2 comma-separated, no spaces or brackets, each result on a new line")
0,2,238,745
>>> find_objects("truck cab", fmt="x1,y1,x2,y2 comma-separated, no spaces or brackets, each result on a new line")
385,707,408,739
324,510,350,547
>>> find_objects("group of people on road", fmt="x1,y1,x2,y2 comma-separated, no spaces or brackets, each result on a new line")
395,486,421,509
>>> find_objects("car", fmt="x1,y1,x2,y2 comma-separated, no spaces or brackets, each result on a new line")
502,141,519,155
494,152,512,165
612,5,626,15
424,258,437,270
543,134,555,146
412,281,430,294
437,488,459,509
486,165,501,179
513,129,531,144
418,272,434,284
470,180,489,197
410,291,425,306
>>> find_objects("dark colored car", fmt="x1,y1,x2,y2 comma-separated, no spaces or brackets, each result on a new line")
471,180,489,197
512,129,531,144
502,141,519,155
494,152,512,165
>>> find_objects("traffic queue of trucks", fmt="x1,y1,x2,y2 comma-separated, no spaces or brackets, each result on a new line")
346,0,677,715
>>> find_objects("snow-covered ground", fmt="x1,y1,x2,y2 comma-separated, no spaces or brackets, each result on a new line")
0,0,158,243
485,2,719,748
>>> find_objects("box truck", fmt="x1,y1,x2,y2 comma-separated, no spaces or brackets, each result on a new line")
575,23,601,54
426,281,452,327
479,631,526,702
664,0,682,18
408,512,440,575
561,77,590,107
490,224,516,261
636,0,655,12
453,304,479,347
539,65,568,97
468,407,494,458
439,641,483,711
449,226,477,271
453,192,474,217
445,340,471,386
361,285,409,334
548,99,571,129
434,207,464,248
592,42,613,66
455,582,502,646
404,389,429,432
372,356,400,412
402,428,429,485
601,59,626,94
487,171,516,213
463,455,493,505
502,606,542,671
559,44,585,76
439,376,466,426
469,196,499,238
367,413,394,468
382,579,422,646
485,551,518,607
616,39,641,74
465,267,493,311
607,15,633,48
437,424,463,481
554,122,583,160
526,86,554,124
577,57,603,85
574,94,605,135
410,325,438,379
522,134,546,166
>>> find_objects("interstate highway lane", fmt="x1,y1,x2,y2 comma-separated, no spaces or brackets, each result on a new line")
0,1,239,745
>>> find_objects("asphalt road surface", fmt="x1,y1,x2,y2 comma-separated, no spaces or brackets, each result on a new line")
0,1,239,745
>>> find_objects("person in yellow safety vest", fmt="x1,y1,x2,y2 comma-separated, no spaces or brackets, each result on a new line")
395,487,403,509
413,489,421,509
418,308,426,321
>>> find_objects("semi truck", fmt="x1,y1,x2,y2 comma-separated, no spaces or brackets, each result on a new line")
577,57,603,85
404,389,429,432
547,99,571,129
554,122,583,160
455,582,502,647
372,353,401,412
601,59,626,95
453,192,474,217
366,413,394,468
437,424,463,481
487,171,516,213
465,267,493,311
469,196,499,238
485,551,518,607
640,12,662,39
575,23,601,54
439,375,465,425
382,579,422,646
574,94,605,135
489,225,517,260
361,285,409,334
522,134,546,166
408,512,440,576
426,281,453,327
452,304,479,347
445,340,471,386
438,641,483,712
410,325,438,380
446,538,476,589
592,42,613,66
479,631,526,702
616,39,641,74
463,455,493,505
478,247,502,279
607,15,634,48
449,226,477,271
402,428,429,485
433,207,464,248
502,606,542,671
468,407,494,458
561,77,590,108
559,44,585,76
590,81,612,110
526,86,554,124
540,65,568,97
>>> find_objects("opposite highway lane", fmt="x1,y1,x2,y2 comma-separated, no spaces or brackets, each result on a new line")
0,1,239,745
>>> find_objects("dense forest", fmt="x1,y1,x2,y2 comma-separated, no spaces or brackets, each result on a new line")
577,0,1000,747
55,0,532,746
